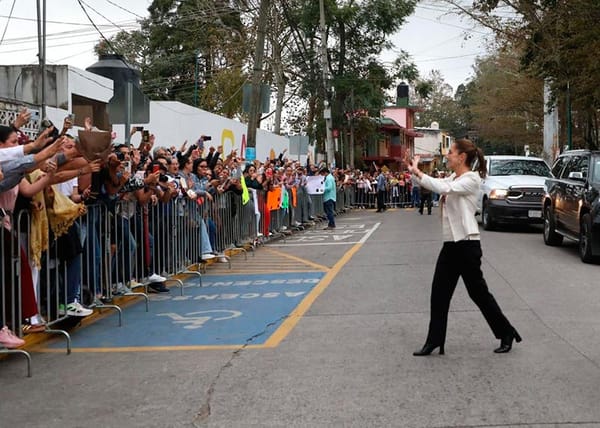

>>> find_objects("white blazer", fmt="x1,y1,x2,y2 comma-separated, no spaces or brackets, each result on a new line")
416,171,481,242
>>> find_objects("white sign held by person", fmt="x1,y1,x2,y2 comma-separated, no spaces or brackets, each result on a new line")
306,176,325,195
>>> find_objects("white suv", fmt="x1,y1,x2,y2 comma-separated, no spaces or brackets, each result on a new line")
478,155,552,230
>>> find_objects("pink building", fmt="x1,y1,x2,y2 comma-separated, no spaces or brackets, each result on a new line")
362,104,422,170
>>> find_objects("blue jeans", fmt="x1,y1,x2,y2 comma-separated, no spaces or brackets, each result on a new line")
324,199,336,227
65,249,82,304
207,217,217,251
200,218,213,254
412,187,421,207
83,206,102,295
112,217,136,283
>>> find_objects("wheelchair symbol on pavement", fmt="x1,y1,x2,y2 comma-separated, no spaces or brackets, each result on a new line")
157,310,242,329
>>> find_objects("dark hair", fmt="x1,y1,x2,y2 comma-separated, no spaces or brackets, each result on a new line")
193,158,204,172
179,155,191,167
243,164,255,174
454,138,486,178
0,125,15,143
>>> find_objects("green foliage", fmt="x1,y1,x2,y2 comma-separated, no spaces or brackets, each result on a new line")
446,0,600,148
413,70,472,139
280,0,417,147
94,0,419,149
95,0,250,117
467,46,544,153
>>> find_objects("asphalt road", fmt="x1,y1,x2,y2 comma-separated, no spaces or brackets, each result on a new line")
2,206,600,428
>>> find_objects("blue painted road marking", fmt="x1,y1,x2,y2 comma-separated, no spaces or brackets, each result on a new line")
48,272,325,349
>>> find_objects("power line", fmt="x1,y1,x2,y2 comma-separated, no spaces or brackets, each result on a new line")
79,0,130,32
102,0,144,20
76,0,134,72
0,0,16,47
67,66,114,91
0,13,135,27
0,25,130,47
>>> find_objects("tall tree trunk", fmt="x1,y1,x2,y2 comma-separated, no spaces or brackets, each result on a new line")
271,13,285,135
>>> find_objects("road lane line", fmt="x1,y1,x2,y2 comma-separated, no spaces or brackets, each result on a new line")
267,242,361,247
263,222,381,347
262,248,330,271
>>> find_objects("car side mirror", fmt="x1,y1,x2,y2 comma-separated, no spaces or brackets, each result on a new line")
568,171,585,181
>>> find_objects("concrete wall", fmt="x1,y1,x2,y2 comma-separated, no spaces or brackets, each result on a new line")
113,101,290,163
414,129,441,157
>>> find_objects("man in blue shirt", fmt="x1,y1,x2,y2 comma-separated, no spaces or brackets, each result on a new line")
319,166,337,230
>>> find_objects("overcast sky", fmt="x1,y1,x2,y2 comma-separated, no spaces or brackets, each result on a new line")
0,0,491,92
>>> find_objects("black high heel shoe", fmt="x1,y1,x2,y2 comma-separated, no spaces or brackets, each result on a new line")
413,343,445,356
494,329,522,353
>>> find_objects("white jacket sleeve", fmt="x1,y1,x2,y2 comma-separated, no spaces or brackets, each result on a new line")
0,145,25,163
417,172,480,196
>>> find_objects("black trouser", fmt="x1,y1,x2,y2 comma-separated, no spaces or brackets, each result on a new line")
376,190,386,211
419,192,432,214
425,240,514,346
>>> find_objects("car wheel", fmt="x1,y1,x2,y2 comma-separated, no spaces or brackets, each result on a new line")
543,205,563,246
482,199,495,230
579,213,598,263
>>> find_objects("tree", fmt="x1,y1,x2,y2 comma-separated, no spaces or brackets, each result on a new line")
413,70,471,139
467,46,544,154
96,1,251,118
280,0,418,161
444,0,600,149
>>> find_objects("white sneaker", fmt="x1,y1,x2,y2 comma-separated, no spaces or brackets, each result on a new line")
127,279,143,289
66,301,93,317
218,256,229,263
201,253,216,260
148,273,167,282
113,282,132,295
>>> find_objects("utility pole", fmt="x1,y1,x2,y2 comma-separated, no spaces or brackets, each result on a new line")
349,87,355,168
543,81,559,164
193,50,199,107
36,0,47,119
319,0,334,166
246,0,270,161
566,81,572,151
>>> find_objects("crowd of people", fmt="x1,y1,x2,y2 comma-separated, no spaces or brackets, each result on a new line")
0,108,350,349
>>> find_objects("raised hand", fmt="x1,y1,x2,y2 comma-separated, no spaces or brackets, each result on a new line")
84,117,93,131
87,159,102,173
14,108,31,128
32,126,55,150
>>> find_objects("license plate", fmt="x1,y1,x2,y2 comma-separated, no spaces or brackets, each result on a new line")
528,210,542,218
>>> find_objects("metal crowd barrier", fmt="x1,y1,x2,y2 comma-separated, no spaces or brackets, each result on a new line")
2,180,364,377
352,184,413,209
1,212,32,376
147,198,201,295
16,210,71,354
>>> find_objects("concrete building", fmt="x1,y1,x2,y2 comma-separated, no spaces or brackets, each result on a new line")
414,122,453,172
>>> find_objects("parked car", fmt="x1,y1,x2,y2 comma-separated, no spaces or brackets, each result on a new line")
478,155,552,230
543,149,600,263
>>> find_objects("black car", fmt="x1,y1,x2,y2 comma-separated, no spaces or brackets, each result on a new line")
543,150,600,263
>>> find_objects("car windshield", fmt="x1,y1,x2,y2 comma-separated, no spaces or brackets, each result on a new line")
592,155,600,183
489,159,552,177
